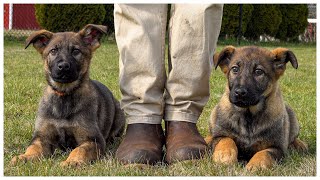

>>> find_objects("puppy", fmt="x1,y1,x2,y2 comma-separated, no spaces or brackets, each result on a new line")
206,46,308,171
11,24,125,167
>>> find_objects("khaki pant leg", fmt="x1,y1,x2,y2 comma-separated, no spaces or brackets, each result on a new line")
165,4,223,123
114,4,168,124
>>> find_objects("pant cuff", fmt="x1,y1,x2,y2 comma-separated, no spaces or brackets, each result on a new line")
164,111,199,123
127,115,163,124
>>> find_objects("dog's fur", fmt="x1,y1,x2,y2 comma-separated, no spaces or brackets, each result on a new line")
11,24,125,167
206,46,308,171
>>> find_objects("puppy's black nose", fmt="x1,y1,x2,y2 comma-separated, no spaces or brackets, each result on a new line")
57,61,71,71
234,87,247,97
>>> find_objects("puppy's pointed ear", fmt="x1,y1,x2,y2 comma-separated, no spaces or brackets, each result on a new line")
272,48,298,77
25,30,53,54
78,24,108,51
214,46,236,74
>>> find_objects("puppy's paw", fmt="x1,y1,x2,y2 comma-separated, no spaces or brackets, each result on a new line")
60,159,86,168
10,155,22,166
245,159,272,171
289,138,308,152
245,150,275,171
212,137,238,165
213,148,238,165
10,154,37,166
60,147,95,167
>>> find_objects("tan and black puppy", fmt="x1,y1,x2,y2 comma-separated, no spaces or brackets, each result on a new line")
206,46,308,171
11,24,125,167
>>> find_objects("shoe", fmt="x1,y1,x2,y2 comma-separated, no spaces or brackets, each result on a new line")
165,121,207,164
115,123,165,165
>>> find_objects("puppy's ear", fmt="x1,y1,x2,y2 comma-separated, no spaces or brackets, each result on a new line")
79,24,108,51
214,46,236,74
272,48,298,77
25,30,53,54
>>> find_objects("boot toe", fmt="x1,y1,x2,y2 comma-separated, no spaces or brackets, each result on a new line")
116,148,162,165
115,124,165,165
166,144,207,163
165,121,208,164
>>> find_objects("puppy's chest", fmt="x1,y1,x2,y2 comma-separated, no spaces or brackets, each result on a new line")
44,94,94,120
229,111,258,137
227,110,278,144
51,97,82,120
223,110,284,148
51,96,77,118
57,128,78,150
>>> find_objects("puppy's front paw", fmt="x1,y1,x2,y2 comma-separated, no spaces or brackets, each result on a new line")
245,159,272,171
213,148,238,165
10,155,23,166
60,159,86,167
60,145,97,167
245,150,275,171
10,154,37,166
212,137,238,165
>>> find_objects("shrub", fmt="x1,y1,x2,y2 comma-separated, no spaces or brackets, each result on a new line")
103,4,114,35
244,4,282,41
35,4,106,32
276,4,309,41
220,4,254,38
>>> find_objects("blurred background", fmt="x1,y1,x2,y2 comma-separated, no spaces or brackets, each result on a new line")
3,4,316,43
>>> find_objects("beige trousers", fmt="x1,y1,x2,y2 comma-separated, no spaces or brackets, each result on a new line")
114,4,223,124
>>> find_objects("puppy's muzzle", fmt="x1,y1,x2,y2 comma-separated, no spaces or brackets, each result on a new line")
58,61,71,71
51,61,78,83
234,87,248,98
230,87,259,108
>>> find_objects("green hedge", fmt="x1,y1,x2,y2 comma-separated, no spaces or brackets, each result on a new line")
220,4,253,38
244,4,282,41
102,4,114,34
276,4,309,41
35,4,106,32
35,4,309,41
221,4,308,41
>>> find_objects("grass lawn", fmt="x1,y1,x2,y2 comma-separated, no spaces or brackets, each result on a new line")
3,39,316,176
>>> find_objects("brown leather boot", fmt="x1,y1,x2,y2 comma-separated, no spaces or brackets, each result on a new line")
115,123,165,165
165,121,207,164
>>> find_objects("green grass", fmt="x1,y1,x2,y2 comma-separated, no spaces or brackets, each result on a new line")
3,39,316,176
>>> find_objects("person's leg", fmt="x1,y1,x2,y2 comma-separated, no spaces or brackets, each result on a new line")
165,4,223,163
114,4,168,165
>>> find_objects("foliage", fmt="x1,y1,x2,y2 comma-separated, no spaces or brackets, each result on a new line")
35,4,106,32
244,4,282,41
276,4,309,41
103,4,115,35
220,4,254,38
33,4,309,41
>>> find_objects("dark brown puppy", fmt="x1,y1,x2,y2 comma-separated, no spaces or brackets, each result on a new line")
11,24,125,167
206,46,308,171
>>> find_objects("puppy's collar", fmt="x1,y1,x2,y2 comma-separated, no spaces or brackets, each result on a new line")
53,90,66,96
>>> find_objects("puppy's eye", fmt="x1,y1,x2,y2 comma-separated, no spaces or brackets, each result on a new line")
231,66,239,74
254,69,264,76
50,48,58,55
72,49,81,56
